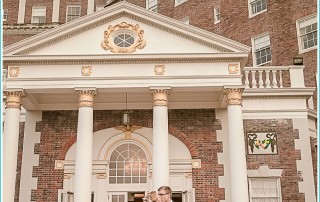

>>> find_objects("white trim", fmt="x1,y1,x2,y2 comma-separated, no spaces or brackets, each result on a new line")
17,0,26,24
146,0,157,12
248,0,267,18
52,0,60,23
247,166,282,177
296,14,317,54
3,9,8,21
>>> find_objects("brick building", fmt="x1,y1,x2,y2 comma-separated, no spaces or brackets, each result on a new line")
2,0,317,202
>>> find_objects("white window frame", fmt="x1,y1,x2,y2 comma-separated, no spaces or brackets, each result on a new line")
296,14,317,54
248,0,267,18
247,166,283,202
175,0,188,7
3,9,8,21
66,5,81,22
248,178,282,202
214,7,220,24
31,6,46,24
251,33,272,66
146,0,157,12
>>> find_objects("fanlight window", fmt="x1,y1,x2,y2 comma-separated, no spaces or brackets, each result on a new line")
109,143,147,184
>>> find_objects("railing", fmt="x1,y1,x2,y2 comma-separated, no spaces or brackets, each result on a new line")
242,65,305,88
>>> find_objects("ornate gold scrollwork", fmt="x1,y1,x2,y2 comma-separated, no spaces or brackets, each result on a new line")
4,91,23,109
224,88,243,106
101,22,146,53
150,89,171,106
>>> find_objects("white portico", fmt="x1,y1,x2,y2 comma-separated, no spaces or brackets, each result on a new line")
2,2,273,202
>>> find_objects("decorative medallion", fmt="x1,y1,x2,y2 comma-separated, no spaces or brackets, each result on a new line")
154,64,165,75
228,64,239,74
9,66,20,77
96,173,107,179
101,22,146,53
247,132,278,155
81,66,92,76
54,160,64,169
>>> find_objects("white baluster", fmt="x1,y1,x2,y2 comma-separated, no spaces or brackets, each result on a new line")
252,70,257,88
272,70,277,88
244,70,249,88
279,70,283,88
265,70,271,88
258,70,263,88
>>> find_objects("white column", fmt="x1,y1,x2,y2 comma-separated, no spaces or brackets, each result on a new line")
224,88,249,202
3,90,23,202
52,0,61,23
74,89,97,202
17,0,26,24
150,88,171,190
87,0,95,15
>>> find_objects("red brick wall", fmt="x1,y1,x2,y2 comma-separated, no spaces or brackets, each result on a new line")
310,137,317,198
3,34,36,47
244,119,305,201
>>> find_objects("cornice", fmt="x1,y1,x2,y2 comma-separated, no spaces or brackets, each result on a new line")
3,54,244,65
307,109,317,119
3,24,59,35
243,88,315,98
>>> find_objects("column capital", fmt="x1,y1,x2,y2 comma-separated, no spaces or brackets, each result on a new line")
224,88,243,106
3,90,23,109
150,88,171,106
75,89,97,107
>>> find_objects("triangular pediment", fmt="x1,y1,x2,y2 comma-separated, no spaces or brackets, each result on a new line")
3,2,250,57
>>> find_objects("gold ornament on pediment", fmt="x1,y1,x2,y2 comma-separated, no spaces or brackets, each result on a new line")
101,22,146,53
154,64,165,75
81,66,92,76
228,64,239,74
9,66,20,77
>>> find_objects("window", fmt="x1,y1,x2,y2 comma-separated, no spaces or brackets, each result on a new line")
109,143,147,184
296,14,317,53
249,178,282,202
214,7,220,24
248,0,267,17
147,0,157,12
66,5,81,22
114,34,135,48
175,0,188,6
3,9,8,21
252,34,271,66
32,6,46,24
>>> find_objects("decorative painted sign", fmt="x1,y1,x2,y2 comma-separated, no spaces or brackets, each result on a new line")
247,132,277,154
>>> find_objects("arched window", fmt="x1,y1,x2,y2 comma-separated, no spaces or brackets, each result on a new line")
109,143,147,184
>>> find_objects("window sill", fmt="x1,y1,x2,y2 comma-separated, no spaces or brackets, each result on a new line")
249,9,267,19
299,46,317,54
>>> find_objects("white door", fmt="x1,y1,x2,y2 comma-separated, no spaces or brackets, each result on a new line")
108,192,127,202
182,188,195,202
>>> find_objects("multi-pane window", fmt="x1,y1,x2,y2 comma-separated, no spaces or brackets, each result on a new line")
297,15,317,53
214,7,220,24
3,9,8,21
109,143,147,184
32,6,46,24
249,178,282,202
252,34,271,66
66,5,81,22
249,0,267,17
175,0,188,6
147,0,157,12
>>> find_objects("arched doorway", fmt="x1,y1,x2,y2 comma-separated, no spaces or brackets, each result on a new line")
60,127,195,202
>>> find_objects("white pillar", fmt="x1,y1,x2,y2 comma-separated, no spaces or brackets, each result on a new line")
3,90,23,202
74,89,96,202
87,0,95,14
52,0,60,23
150,88,171,190
224,88,249,202
17,0,26,24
